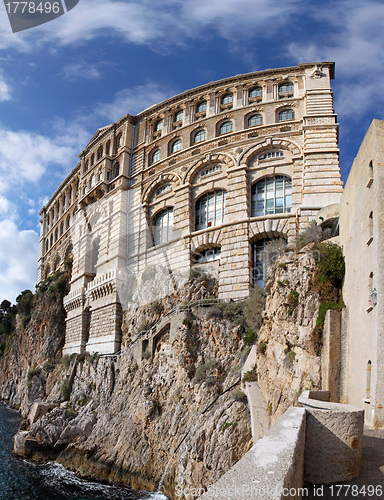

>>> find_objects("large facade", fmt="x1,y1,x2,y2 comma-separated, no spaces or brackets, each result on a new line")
38,62,342,354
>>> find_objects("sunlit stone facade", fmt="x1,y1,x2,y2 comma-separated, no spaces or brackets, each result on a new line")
38,62,342,354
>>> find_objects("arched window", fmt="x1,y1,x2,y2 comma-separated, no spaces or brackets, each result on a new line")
66,215,70,230
221,93,233,105
194,247,221,264
151,149,161,164
196,101,207,113
153,207,174,246
249,87,262,99
195,190,226,231
200,164,222,178
248,114,263,127
60,221,64,236
171,138,182,153
155,183,172,197
97,146,103,160
278,108,295,122
251,176,292,217
50,234,53,248
174,110,183,122
116,133,123,148
278,81,294,97
154,120,163,132
219,121,233,135
252,238,287,287
194,129,206,144
90,174,96,189
90,154,94,165
105,140,110,155
112,162,120,180
84,160,89,172
54,228,58,242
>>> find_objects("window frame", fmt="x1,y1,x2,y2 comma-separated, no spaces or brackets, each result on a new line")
248,113,263,127
278,108,295,122
151,149,161,164
170,138,182,154
221,93,234,105
193,129,206,144
174,110,183,122
153,207,174,246
195,190,226,231
218,121,233,135
251,175,292,217
196,100,207,113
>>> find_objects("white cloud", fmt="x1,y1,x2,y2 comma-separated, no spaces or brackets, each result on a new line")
95,82,177,122
0,219,39,302
0,127,76,183
287,0,384,118
0,72,11,101
62,62,102,81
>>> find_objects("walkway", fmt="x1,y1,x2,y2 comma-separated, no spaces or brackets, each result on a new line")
305,427,384,499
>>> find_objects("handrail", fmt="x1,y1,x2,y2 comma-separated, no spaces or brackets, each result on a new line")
99,295,245,358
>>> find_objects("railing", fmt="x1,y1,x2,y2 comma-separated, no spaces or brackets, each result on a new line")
99,296,245,358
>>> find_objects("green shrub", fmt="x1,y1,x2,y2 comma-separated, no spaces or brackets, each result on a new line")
27,368,41,380
243,327,258,345
317,242,345,288
220,421,237,432
61,380,71,401
194,360,219,384
296,222,323,249
141,266,157,282
287,289,299,315
231,389,248,404
258,342,267,355
61,354,70,369
242,367,258,383
261,238,288,266
288,350,296,361
182,318,192,328
43,358,56,373
244,287,266,333
77,352,88,363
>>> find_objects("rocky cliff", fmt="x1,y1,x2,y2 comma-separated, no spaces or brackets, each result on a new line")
0,272,252,498
0,244,342,498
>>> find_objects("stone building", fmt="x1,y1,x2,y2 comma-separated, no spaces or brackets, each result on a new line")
338,119,384,428
38,62,342,355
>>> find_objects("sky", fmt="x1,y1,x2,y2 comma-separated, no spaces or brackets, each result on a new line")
0,0,383,302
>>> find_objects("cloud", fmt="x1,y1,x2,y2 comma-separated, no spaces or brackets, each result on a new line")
62,62,102,81
0,219,39,302
0,126,77,184
0,72,11,101
287,0,384,118
95,81,177,122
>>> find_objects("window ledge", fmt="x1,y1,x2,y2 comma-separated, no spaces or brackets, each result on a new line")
366,305,374,313
367,178,373,188
366,236,373,246
363,398,371,404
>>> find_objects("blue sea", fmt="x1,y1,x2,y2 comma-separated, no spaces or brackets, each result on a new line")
0,402,168,500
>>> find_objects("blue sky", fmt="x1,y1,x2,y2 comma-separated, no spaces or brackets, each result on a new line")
0,0,383,302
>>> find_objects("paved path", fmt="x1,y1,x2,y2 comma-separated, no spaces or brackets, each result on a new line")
304,427,384,499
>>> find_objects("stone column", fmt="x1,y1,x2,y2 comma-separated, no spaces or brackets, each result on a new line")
219,163,250,299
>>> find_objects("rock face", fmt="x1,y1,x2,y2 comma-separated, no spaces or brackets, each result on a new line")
0,249,325,498
1,276,252,498
256,248,322,420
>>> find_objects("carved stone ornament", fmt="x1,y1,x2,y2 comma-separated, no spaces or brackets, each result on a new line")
311,65,326,79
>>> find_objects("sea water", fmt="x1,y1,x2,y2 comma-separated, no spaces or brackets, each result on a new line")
0,402,168,500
